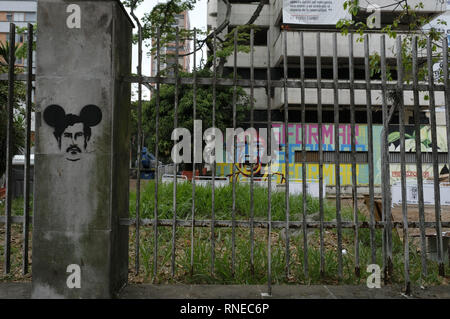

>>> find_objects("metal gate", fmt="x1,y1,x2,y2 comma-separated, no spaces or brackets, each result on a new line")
1,20,450,295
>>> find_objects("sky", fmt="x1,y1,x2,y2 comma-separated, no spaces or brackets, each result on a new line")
124,0,208,100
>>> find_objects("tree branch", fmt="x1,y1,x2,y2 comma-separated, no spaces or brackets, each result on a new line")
246,0,266,25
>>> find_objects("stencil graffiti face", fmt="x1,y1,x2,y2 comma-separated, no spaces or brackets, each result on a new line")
43,104,102,161
62,123,84,162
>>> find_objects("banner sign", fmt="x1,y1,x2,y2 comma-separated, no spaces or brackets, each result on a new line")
282,0,350,25
392,182,450,206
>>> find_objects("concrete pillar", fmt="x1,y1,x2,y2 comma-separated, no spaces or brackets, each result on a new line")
32,0,133,298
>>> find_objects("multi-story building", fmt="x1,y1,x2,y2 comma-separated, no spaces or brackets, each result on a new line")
0,0,36,68
208,0,448,190
151,10,191,77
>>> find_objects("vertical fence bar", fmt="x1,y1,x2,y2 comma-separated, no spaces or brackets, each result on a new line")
250,28,255,276
22,23,33,274
445,41,450,273
171,27,180,277
364,34,376,265
211,29,217,276
190,28,197,276
333,32,343,280
231,27,237,277
412,36,427,277
4,23,15,274
316,32,325,277
349,32,360,277
427,36,445,277
380,34,393,282
300,31,308,279
153,27,161,280
445,37,450,186
397,36,411,295
131,9,142,277
283,28,291,278
444,37,450,276
266,29,272,295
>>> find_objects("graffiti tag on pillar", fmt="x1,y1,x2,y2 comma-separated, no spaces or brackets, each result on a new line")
43,104,102,162
66,4,81,29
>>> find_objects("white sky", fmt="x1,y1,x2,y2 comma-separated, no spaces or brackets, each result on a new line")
124,0,208,100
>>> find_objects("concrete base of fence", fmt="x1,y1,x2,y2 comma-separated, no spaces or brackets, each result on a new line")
1,283,449,299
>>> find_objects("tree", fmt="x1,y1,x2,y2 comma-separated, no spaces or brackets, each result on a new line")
134,69,249,169
0,64,27,178
123,0,262,170
123,0,266,75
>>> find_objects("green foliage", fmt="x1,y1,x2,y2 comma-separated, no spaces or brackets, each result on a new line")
15,24,37,61
123,0,259,73
0,41,21,67
0,66,27,178
124,0,199,57
127,181,450,285
337,1,446,84
129,181,325,221
133,69,250,165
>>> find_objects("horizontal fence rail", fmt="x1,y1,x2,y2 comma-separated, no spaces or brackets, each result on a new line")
125,76,447,91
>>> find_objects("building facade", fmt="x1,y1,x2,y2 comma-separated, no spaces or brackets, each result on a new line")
208,0,449,188
0,0,36,68
151,10,191,77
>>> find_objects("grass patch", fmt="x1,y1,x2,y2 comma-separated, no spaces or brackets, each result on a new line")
1,182,449,286
128,181,450,286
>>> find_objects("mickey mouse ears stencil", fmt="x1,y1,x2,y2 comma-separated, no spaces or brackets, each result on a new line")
43,104,102,162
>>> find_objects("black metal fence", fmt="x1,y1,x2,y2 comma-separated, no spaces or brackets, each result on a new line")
1,21,450,295
0,23,34,276
125,25,450,295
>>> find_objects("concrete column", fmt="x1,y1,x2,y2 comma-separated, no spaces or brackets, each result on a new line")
32,0,133,298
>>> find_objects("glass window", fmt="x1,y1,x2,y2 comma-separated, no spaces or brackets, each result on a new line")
25,13,36,22
14,13,25,22
6,14,13,22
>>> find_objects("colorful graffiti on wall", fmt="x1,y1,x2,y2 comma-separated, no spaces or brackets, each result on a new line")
217,123,382,186
216,123,449,186
387,124,449,184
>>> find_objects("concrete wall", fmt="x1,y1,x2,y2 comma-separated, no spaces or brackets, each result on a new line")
229,2,270,26
273,87,446,109
32,0,132,299
271,31,398,67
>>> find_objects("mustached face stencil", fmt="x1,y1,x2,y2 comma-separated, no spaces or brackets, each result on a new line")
43,104,102,162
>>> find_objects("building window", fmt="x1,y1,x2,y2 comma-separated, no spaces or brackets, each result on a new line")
25,13,36,22
14,13,25,22
6,13,13,22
